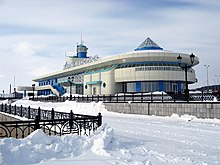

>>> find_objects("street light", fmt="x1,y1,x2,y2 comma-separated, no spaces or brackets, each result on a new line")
32,84,35,100
215,74,220,91
68,77,72,100
204,65,210,92
177,53,195,101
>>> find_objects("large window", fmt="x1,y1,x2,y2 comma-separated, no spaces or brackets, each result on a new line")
127,82,136,92
141,82,159,92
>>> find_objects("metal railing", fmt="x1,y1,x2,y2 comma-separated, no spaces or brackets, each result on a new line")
0,103,102,138
30,92,217,103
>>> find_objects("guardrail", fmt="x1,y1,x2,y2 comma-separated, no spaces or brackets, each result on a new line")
0,103,102,138
30,92,217,103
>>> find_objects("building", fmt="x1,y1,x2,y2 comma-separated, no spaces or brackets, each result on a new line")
19,37,199,96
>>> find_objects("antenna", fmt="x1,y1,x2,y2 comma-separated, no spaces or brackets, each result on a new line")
80,29,84,44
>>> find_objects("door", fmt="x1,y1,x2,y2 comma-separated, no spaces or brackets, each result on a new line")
93,87,96,95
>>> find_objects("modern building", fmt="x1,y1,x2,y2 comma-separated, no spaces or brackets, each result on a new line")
19,37,199,96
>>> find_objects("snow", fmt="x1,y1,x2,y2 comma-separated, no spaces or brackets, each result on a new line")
0,99,220,165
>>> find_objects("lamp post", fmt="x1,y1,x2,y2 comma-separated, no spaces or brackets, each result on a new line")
32,84,35,100
204,65,210,92
14,88,16,98
68,77,72,100
177,53,195,101
215,75,220,91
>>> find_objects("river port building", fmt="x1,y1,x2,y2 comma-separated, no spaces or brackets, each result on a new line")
20,37,199,96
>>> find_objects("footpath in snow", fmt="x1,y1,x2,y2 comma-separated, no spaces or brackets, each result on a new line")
0,99,220,165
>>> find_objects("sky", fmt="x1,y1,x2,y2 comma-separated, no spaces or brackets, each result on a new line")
0,0,220,93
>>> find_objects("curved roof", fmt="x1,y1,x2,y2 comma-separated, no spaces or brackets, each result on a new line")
33,50,199,81
134,37,163,51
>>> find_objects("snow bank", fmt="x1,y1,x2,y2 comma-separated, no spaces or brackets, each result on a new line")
0,124,115,165
11,99,107,115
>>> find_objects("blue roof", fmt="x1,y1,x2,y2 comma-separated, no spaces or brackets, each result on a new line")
134,37,163,51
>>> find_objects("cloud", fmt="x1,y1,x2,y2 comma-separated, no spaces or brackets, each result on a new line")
0,0,219,91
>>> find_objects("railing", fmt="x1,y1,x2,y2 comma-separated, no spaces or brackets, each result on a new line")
30,92,217,103
0,103,102,138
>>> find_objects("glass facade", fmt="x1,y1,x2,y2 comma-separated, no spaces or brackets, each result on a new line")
121,81,183,93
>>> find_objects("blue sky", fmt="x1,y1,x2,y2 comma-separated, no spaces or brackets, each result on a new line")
0,0,220,93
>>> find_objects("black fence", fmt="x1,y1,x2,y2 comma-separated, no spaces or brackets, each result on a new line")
30,92,217,103
0,103,102,138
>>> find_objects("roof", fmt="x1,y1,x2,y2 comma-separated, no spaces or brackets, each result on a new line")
134,37,163,51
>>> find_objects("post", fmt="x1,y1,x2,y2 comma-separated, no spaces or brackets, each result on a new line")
28,106,31,119
97,113,102,127
4,104,7,113
34,115,40,130
51,108,55,120
1,103,3,112
20,105,23,117
141,93,143,102
32,84,35,100
184,65,189,102
9,104,11,114
151,92,153,102
69,110,74,129
38,107,41,119
14,105,16,115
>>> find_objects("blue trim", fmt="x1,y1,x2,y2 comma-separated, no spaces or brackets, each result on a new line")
86,81,102,85
178,82,182,93
118,61,179,67
159,81,164,91
134,46,163,51
136,82,141,92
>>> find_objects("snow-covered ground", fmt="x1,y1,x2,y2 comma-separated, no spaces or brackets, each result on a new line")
0,99,220,165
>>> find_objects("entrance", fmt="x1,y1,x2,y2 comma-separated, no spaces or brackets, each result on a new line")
93,87,96,95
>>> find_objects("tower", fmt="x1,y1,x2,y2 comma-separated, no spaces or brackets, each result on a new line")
77,43,88,58
76,31,88,58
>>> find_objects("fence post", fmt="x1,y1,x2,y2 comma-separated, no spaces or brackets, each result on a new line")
51,108,55,119
116,94,118,102
202,91,204,101
132,93,134,102
20,105,23,117
4,104,7,113
14,105,16,115
97,95,99,102
109,94,111,102
141,93,143,102
162,92,164,103
69,110,74,129
0,103,3,111
92,95,93,101
28,106,31,119
87,95,88,101
103,95,105,102
34,115,40,130
38,107,41,119
151,92,153,102
97,113,102,127
9,104,11,114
